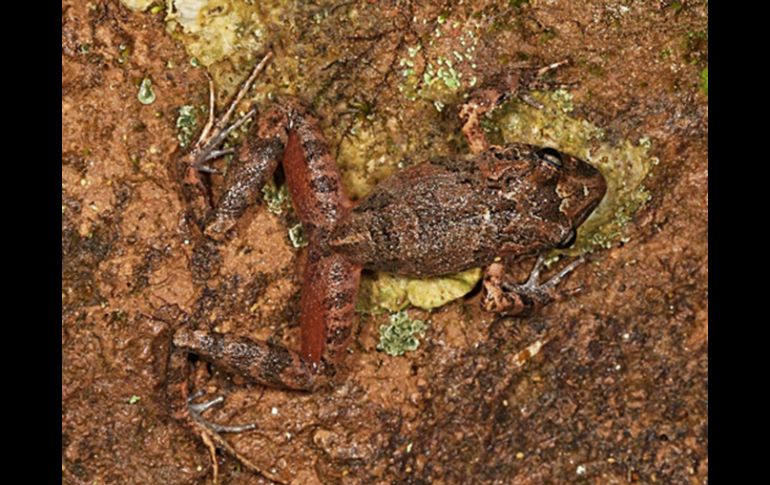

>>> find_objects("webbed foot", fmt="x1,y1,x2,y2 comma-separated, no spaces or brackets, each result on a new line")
481,255,585,316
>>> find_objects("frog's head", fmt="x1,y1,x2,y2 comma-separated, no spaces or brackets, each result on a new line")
532,147,606,247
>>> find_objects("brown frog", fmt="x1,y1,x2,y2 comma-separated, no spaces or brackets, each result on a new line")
169,52,605,459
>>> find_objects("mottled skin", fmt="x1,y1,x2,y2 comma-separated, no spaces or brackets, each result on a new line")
169,57,606,472
175,102,605,388
330,145,602,277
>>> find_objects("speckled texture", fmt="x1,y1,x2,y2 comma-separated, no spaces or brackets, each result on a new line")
330,144,605,276
63,1,707,484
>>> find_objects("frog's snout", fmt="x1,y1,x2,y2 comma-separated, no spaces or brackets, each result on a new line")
558,154,607,227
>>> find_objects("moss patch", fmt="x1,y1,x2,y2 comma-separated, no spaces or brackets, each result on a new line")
700,68,708,95
376,311,428,356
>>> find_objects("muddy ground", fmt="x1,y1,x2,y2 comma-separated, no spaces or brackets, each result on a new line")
62,1,707,484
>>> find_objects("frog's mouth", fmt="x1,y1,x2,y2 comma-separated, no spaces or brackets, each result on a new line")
557,163,607,227
573,190,604,226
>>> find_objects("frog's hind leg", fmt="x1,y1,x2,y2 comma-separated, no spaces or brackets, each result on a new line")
205,99,361,365
297,246,361,367
278,104,361,366
173,329,317,390
169,327,316,471
481,255,585,316
165,332,272,483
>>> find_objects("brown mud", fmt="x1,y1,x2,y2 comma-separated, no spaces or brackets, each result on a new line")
62,1,707,483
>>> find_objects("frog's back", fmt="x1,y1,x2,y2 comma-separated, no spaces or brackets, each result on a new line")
328,146,571,277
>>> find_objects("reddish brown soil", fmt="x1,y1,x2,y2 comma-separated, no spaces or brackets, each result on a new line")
62,1,707,484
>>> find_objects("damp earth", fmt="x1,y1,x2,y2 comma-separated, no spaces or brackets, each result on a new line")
63,1,707,483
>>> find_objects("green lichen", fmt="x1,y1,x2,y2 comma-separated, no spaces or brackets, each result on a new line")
377,311,427,356
116,43,131,65
288,223,307,248
397,22,481,106
261,182,290,215
137,77,156,105
700,68,708,95
490,89,658,257
127,395,141,404
175,105,198,147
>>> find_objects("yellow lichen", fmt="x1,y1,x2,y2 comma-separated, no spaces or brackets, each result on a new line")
361,268,482,313
164,0,267,68
119,0,155,12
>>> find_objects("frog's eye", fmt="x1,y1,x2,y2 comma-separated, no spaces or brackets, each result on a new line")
556,228,577,249
535,147,563,169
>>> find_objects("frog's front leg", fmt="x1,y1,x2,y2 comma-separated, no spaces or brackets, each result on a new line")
458,59,570,155
481,255,584,317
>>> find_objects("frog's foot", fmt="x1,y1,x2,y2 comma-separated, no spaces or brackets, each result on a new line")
178,53,273,225
481,255,584,316
188,52,273,173
183,389,283,484
187,389,257,434
459,72,517,154
459,59,572,153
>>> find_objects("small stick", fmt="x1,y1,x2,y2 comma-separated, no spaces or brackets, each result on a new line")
197,73,217,147
210,52,273,140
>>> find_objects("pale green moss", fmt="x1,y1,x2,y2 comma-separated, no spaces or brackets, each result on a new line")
336,119,401,199
137,78,156,105
164,0,267,68
406,268,482,310
261,182,290,215
175,104,199,147
119,0,154,12
288,223,307,248
376,311,427,356
367,273,410,312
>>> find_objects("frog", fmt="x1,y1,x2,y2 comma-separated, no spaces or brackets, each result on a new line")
167,52,605,471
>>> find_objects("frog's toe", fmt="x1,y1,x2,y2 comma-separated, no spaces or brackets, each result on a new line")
540,256,585,290
188,391,257,434
481,255,586,316
192,162,220,174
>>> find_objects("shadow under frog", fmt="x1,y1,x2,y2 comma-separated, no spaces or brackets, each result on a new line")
168,52,606,472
